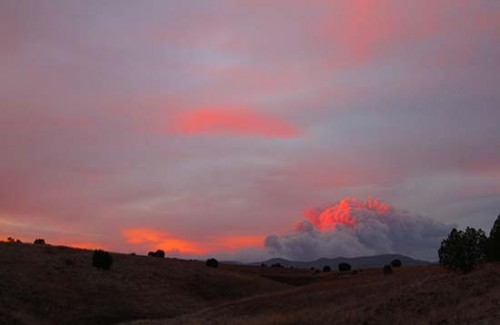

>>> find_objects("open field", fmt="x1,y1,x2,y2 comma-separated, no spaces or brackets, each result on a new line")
1,242,499,325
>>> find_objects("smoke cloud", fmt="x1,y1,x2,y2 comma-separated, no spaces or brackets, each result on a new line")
265,197,452,261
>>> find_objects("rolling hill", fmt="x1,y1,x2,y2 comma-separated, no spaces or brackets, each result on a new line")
1,242,499,325
252,253,430,270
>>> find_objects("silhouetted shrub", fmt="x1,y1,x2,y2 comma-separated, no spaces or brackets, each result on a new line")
391,259,402,268
148,250,165,258
7,237,22,243
323,265,331,272
383,265,393,275
92,250,113,270
34,239,46,245
271,263,283,268
486,213,500,262
206,258,219,268
260,263,267,267
439,227,487,273
338,262,351,272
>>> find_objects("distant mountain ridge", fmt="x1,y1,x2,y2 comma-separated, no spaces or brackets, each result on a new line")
251,254,431,270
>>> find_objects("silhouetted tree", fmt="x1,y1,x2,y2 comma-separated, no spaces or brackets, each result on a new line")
323,265,331,272
260,263,267,267
34,239,46,245
92,250,113,270
206,258,219,268
7,237,15,243
338,262,351,272
383,264,393,275
148,250,165,258
486,213,500,262
271,263,283,268
391,259,402,268
438,227,487,273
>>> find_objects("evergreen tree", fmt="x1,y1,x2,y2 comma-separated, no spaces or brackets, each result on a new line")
486,213,500,261
438,227,487,273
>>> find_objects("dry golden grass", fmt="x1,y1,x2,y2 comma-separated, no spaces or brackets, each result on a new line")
1,242,499,325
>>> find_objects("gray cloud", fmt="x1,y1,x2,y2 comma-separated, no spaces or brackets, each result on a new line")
265,198,453,261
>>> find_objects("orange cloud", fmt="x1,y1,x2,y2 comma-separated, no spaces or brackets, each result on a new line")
122,228,263,255
170,107,300,138
122,228,205,254
305,197,392,231
154,239,206,254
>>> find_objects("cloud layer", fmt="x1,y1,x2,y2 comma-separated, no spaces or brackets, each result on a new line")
0,1,498,259
265,198,453,261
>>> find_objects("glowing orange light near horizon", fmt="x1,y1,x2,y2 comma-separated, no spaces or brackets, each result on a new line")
155,239,207,254
122,228,264,255
122,228,163,244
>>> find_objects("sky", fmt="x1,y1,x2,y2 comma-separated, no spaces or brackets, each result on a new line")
0,0,499,262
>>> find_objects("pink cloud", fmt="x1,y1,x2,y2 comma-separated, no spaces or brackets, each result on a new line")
170,107,301,138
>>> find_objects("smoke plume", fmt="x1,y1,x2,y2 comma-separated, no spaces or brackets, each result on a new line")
264,197,452,261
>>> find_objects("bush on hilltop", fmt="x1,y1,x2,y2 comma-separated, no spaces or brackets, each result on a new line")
92,250,113,270
148,250,165,258
206,258,219,268
34,239,46,245
338,262,351,272
391,259,402,268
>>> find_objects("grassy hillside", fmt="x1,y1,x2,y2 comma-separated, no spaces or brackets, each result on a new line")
1,242,499,325
130,264,500,325
0,242,288,324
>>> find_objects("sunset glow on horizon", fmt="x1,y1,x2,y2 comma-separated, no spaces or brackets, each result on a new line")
1,0,499,261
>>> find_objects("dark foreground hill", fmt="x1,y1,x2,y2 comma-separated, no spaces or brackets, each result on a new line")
0,242,288,324
253,253,430,270
1,242,499,325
